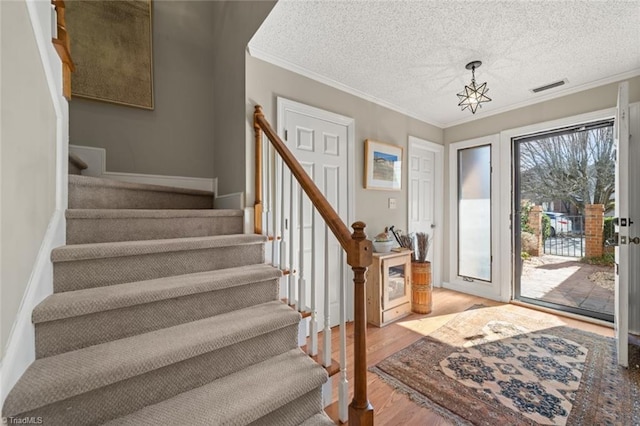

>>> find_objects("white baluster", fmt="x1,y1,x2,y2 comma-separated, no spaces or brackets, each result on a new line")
262,137,269,239
338,250,348,423
279,158,288,300
288,174,295,307
270,146,278,267
322,225,332,367
297,186,306,312
309,207,318,356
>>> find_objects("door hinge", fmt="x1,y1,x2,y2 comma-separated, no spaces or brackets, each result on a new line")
284,130,288,141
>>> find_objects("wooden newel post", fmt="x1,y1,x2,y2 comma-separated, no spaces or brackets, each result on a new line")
348,221,374,426
253,106,264,234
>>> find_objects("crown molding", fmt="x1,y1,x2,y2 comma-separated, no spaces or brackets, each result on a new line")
247,44,444,128
248,44,640,131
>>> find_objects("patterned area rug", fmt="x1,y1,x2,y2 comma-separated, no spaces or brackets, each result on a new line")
371,307,640,425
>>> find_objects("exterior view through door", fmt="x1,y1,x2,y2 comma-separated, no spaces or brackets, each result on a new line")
513,119,616,322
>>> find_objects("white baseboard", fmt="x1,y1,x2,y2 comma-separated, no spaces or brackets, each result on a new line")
1,209,64,406
244,207,254,234
69,145,215,192
322,377,333,407
213,192,245,210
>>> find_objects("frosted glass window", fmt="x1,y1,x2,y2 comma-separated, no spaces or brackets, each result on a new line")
458,145,491,281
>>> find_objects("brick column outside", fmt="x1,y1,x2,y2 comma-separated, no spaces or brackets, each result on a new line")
585,204,605,258
527,205,543,257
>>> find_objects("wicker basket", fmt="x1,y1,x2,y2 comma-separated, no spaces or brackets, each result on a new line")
411,261,432,314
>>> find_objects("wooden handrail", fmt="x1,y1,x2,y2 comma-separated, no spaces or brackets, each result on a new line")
51,0,75,100
254,105,374,425
254,106,353,251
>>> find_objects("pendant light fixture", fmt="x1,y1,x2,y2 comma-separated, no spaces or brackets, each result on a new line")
457,60,491,114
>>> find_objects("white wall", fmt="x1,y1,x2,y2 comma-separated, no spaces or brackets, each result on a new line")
1,0,68,405
246,55,444,236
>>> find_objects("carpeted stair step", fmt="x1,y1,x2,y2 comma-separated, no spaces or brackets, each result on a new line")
298,413,336,425
104,348,328,426
68,153,88,175
52,234,266,292
66,209,244,244
69,175,214,209
3,302,301,425
34,264,282,358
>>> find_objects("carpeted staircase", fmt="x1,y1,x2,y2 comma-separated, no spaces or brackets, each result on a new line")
2,174,334,425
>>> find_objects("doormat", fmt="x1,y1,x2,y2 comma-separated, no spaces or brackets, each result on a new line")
371,307,640,425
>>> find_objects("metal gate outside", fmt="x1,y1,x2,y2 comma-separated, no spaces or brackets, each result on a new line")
543,215,585,257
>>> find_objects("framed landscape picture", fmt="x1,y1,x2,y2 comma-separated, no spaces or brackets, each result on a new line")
364,139,403,190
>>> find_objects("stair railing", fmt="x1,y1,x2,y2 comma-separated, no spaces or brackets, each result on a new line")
51,0,75,100
254,105,374,425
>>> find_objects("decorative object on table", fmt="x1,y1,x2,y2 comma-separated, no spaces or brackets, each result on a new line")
371,306,640,426
389,226,413,253
364,140,403,190
373,229,394,253
66,0,154,109
457,60,491,114
411,232,432,314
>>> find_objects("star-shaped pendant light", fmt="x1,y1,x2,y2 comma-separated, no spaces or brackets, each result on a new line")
457,61,491,114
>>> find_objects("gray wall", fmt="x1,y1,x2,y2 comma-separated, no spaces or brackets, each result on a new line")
1,1,57,355
69,1,217,179
211,1,276,196
246,55,443,236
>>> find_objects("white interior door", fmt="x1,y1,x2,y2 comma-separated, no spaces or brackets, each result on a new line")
614,81,630,367
278,98,354,326
408,136,443,286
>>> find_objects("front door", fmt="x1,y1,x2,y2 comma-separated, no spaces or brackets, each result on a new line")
278,98,354,327
614,81,630,367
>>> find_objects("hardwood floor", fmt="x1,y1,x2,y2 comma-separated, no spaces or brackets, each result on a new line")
322,287,613,425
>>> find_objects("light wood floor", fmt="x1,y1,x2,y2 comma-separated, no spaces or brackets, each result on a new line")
323,287,614,425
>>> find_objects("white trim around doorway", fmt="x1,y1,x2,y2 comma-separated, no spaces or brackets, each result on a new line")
407,136,444,289
498,107,616,304
275,97,356,321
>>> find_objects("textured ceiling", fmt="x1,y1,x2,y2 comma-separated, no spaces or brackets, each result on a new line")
249,0,640,128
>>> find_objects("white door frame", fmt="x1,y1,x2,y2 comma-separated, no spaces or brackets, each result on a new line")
499,107,617,304
614,82,630,366
276,97,356,320
407,136,444,288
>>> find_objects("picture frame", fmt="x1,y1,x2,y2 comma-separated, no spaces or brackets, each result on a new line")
364,139,403,190
66,0,154,110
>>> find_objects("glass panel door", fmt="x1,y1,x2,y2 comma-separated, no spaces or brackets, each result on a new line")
513,119,615,322
458,145,492,282
382,255,410,310
387,264,406,303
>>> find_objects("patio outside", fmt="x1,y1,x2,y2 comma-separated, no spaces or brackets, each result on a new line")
521,254,614,315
